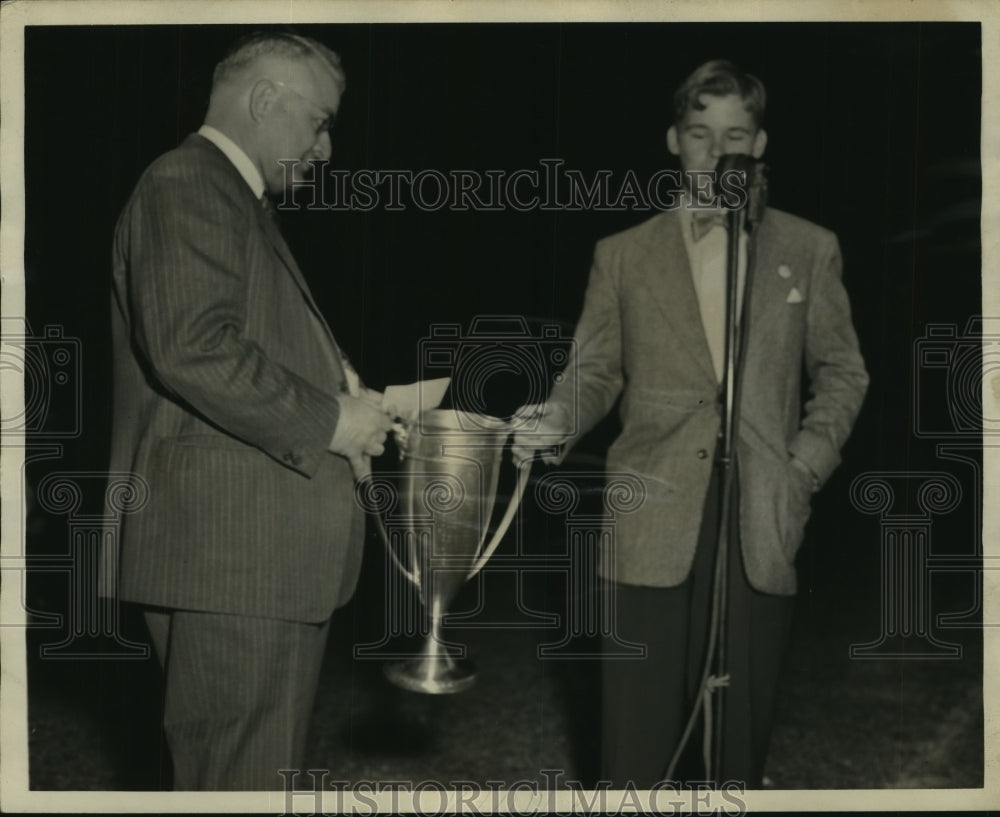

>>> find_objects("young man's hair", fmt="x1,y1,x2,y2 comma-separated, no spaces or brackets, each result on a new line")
212,31,346,93
672,59,766,128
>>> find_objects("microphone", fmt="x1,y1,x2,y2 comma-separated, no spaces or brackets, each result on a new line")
714,154,768,228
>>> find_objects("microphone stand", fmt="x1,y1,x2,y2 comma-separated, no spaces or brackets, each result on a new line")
708,156,767,781
661,156,767,785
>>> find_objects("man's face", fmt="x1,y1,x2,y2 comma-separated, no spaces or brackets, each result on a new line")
257,58,342,194
667,93,766,174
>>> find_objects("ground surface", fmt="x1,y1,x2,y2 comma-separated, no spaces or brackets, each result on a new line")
23,538,983,795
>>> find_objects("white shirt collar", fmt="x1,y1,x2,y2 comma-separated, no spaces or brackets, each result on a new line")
197,125,265,199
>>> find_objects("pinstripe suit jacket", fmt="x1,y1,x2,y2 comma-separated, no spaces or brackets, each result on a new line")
550,208,868,595
108,134,364,623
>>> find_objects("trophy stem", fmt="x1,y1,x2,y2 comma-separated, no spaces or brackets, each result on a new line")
382,612,477,695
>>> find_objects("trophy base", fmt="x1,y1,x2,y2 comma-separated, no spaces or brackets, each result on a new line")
383,652,477,695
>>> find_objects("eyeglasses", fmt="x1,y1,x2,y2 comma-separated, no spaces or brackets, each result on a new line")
272,79,338,136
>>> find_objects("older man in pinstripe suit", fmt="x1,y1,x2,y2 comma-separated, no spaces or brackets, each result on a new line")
108,33,393,790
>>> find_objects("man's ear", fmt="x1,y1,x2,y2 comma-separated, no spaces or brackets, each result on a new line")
249,79,278,124
666,125,680,156
752,128,768,158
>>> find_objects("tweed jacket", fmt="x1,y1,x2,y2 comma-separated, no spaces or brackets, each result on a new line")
549,207,869,595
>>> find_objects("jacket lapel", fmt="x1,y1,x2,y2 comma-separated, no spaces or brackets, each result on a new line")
256,204,313,305
254,203,341,353
253,202,350,391
744,212,787,334
190,133,346,383
635,212,719,384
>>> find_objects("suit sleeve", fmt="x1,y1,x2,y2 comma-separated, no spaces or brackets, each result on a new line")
787,232,869,485
121,168,340,477
549,239,626,453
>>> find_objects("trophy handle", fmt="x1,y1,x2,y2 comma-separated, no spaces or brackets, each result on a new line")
465,457,530,579
365,481,420,588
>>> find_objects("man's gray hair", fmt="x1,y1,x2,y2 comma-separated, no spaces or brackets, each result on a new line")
213,31,346,93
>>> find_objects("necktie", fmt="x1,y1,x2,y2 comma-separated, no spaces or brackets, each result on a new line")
691,211,727,242
260,193,280,224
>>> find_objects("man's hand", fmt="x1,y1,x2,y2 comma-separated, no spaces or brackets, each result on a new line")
511,401,572,466
359,386,418,425
329,394,395,480
789,456,820,493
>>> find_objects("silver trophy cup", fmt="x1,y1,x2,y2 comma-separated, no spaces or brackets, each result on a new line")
368,408,527,694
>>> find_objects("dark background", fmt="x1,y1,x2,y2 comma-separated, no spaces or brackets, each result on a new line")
23,21,983,477
19,22,985,790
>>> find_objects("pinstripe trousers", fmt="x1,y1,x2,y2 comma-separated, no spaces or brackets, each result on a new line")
144,609,330,790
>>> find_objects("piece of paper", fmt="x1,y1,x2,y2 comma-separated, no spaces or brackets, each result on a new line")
382,377,451,420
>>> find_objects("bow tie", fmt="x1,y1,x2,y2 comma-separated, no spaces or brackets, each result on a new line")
691,211,727,242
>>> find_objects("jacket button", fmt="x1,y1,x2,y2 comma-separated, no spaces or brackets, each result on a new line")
697,449,708,459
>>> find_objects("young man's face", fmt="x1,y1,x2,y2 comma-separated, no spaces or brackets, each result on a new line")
667,93,767,174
